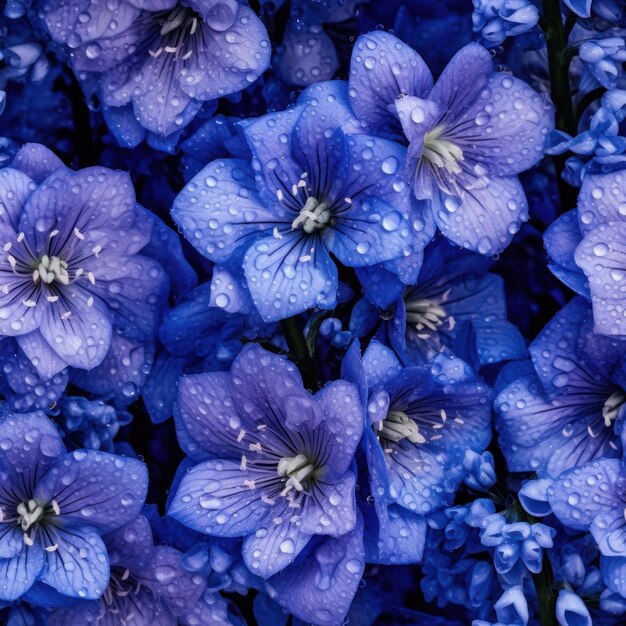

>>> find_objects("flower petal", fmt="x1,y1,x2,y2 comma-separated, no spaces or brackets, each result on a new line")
39,286,112,371
348,31,433,138
0,544,44,601
34,450,148,533
168,458,271,537
172,158,280,264
40,526,109,599
432,175,528,255
243,233,337,322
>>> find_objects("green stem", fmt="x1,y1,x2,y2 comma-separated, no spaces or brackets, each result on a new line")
541,0,578,212
280,317,318,390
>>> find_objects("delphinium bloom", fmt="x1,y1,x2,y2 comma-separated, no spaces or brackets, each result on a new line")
169,343,364,581
39,0,271,147
172,84,414,321
0,143,168,379
350,238,526,367
47,514,231,626
347,30,554,255
342,339,492,563
495,297,626,477
546,169,626,336
0,411,147,600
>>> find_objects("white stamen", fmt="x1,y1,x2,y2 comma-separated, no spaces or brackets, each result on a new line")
73,227,84,240
36,255,70,286
422,125,465,175
277,453,317,496
291,197,331,234
376,410,426,444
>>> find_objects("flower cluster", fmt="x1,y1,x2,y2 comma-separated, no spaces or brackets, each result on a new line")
1,0,626,624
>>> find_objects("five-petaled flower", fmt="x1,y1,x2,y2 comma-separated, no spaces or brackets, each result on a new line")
0,144,168,378
169,343,364,579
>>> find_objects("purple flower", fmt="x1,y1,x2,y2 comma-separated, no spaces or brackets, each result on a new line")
39,0,271,146
348,31,554,255
168,343,364,580
0,143,168,378
0,411,147,601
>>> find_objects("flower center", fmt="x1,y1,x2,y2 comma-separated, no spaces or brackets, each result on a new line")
603,390,626,427
376,410,425,445
16,499,46,531
291,197,332,233
423,125,464,175
405,297,448,332
33,254,69,285
150,6,200,59
277,453,317,495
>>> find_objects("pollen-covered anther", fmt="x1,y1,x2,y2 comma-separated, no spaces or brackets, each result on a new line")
35,254,70,285
291,197,332,233
603,390,626,428
405,298,448,332
277,453,317,495
377,410,426,444
17,499,45,532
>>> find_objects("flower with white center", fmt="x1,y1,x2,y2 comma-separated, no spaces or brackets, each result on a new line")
172,82,414,322
40,0,271,143
352,238,526,368
348,30,553,255
0,144,167,378
0,411,147,601
169,344,364,580
341,340,491,561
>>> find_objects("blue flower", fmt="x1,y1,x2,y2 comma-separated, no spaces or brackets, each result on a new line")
172,83,414,321
49,396,131,452
0,411,147,601
479,513,555,580
496,297,626,477
473,585,529,626
168,343,363,580
342,339,492,563
39,0,271,147
350,238,526,368
348,31,553,255
0,143,168,379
